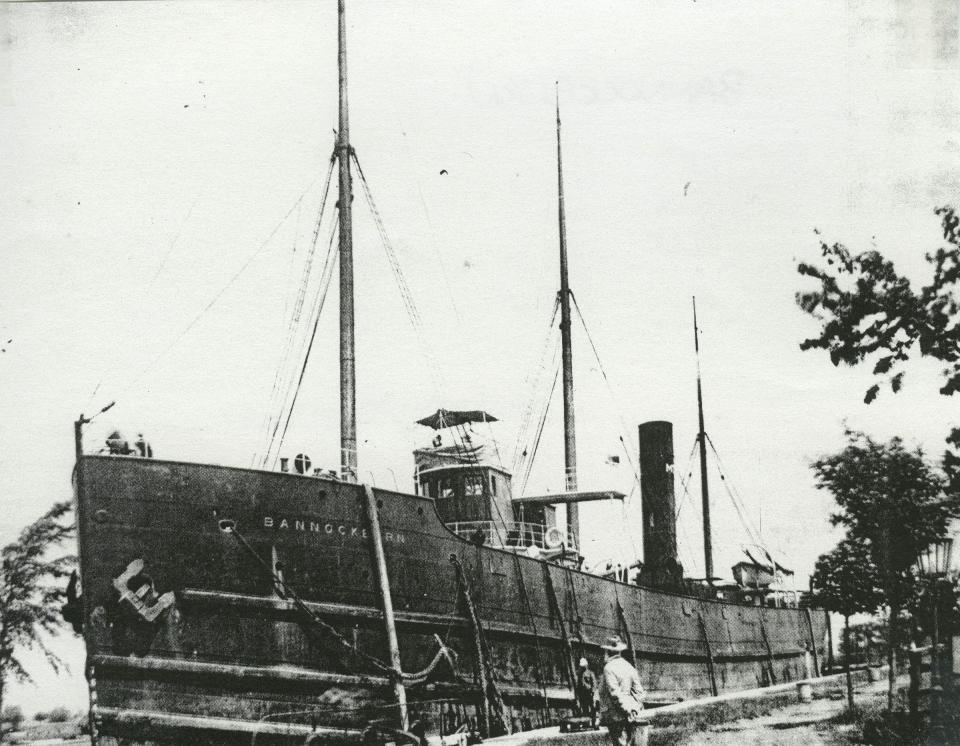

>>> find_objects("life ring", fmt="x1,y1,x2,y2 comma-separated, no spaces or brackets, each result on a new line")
545,526,565,549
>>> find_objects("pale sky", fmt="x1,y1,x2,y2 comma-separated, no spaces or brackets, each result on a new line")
2,0,958,715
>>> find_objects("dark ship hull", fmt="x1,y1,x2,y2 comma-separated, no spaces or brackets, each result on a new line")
76,454,828,744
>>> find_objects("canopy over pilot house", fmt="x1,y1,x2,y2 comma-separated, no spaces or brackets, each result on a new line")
416,409,499,430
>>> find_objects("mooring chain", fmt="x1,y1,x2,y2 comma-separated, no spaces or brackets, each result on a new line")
224,523,457,683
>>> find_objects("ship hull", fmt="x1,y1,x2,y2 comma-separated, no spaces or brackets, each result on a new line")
75,456,827,743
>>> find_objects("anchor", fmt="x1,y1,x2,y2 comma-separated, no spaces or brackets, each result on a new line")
113,559,175,623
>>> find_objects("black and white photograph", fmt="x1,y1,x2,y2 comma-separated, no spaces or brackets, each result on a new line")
2,2,959,744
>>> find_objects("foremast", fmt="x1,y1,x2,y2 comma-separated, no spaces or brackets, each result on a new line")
556,86,579,544
693,297,714,583
338,0,357,482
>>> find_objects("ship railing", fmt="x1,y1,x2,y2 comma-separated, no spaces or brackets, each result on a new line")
446,520,578,554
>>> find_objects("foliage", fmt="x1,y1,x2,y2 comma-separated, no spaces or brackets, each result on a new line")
811,430,955,606
796,205,960,491
0,502,75,729
810,431,956,709
797,205,960,404
811,538,883,618
0,707,21,731
45,706,70,723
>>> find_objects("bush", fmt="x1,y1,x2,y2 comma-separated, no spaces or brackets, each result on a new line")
33,711,48,722
46,706,71,723
1,706,24,730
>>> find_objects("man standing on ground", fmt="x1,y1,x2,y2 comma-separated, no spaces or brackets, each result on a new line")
575,657,598,727
599,635,645,746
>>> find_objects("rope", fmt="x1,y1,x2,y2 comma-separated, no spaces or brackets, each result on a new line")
563,564,587,660
112,176,323,405
704,433,765,549
225,524,457,684
570,293,644,491
674,436,700,521
449,555,508,737
352,152,445,395
264,212,340,467
568,292,645,565
503,539,551,722
518,357,560,496
512,297,561,474
258,152,338,462
86,195,201,410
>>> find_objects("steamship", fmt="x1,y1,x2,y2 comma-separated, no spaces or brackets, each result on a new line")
72,2,828,743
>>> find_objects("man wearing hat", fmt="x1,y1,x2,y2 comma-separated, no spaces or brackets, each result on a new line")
575,657,598,727
598,635,645,746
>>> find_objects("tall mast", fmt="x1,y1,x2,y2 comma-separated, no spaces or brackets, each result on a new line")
556,85,578,543
693,297,713,583
337,0,357,482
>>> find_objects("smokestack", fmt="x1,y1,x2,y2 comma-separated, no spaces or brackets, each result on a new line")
638,421,681,587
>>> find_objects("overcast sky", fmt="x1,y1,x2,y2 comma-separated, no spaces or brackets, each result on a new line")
2,0,958,715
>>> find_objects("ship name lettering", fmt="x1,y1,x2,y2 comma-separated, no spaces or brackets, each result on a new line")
260,517,400,543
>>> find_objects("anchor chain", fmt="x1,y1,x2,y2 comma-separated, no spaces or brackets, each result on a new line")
226,523,457,683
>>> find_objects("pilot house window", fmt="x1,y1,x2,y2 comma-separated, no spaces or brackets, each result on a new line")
464,475,484,497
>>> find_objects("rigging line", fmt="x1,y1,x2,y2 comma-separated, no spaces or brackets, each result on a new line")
521,359,559,495
704,433,766,548
484,419,507,476
516,334,560,495
146,196,202,290
252,199,307,467
86,194,202,409
266,214,341,468
678,506,702,578
352,152,445,395
262,230,337,467
263,154,337,419
392,111,462,325
619,498,640,564
570,294,635,460
481,469,551,720
512,330,559,477
709,453,763,553
511,297,561,473
674,436,701,520
519,354,560,496
257,167,338,465
113,176,323,404
616,434,643,504
569,292,645,500
614,434,643,563
520,332,562,486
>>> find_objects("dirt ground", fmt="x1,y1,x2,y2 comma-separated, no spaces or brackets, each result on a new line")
675,677,893,745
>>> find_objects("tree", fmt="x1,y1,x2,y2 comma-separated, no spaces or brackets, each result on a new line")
811,538,883,709
0,706,22,734
0,502,74,734
811,431,955,709
796,205,960,489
